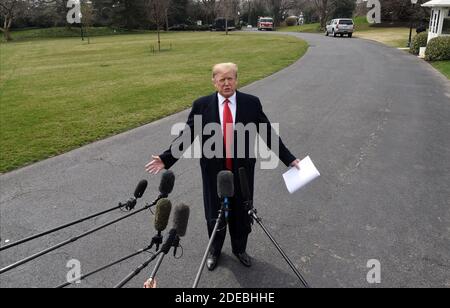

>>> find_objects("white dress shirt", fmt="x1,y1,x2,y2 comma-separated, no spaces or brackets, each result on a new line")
218,92,237,133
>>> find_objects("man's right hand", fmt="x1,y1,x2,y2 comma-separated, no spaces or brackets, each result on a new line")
145,155,166,175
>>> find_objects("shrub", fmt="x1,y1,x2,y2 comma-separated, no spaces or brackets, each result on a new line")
410,32,428,55
285,16,298,27
425,36,450,61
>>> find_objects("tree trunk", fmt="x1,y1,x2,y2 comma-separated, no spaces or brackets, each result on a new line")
315,0,329,31
157,25,161,52
1,17,13,42
165,8,169,31
1,28,13,42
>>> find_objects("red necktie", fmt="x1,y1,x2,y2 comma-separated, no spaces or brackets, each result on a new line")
223,99,233,170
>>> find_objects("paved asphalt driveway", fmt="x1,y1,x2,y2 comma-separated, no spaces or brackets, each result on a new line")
1,32,449,288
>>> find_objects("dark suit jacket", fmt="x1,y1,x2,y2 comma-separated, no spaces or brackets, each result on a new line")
160,91,296,235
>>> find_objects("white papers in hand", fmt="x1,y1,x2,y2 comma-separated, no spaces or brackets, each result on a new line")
283,156,320,194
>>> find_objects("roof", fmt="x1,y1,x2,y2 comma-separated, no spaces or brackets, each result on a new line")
422,0,450,7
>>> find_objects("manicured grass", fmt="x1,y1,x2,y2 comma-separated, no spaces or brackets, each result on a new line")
431,61,450,79
278,23,321,33
0,31,308,173
2,27,148,42
353,27,410,48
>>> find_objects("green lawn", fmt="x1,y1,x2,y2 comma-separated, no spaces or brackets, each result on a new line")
354,27,410,48
277,23,321,33
431,61,450,79
0,31,308,173
1,27,145,42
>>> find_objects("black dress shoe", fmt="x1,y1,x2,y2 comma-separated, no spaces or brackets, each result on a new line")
234,252,252,267
206,252,219,271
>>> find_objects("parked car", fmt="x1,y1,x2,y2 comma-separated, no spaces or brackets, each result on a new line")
326,19,354,37
257,17,275,31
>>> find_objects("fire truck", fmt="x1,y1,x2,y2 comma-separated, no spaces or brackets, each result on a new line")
257,17,274,31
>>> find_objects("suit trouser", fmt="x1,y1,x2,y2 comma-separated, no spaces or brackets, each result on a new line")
207,213,249,256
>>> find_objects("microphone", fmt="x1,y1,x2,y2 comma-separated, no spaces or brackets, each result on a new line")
119,180,148,211
154,199,172,232
147,205,190,283
172,203,190,256
145,170,176,209
217,170,234,220
238,167,253,211
150,198,172,251
159,170,175,197
173,203,190,237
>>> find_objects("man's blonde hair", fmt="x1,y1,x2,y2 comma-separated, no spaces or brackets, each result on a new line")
212,63,238,79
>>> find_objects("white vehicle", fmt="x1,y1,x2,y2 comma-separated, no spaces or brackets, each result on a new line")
326,19,354,38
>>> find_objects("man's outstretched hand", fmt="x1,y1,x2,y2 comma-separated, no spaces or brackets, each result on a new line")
290,159,301,170
145,155,166,175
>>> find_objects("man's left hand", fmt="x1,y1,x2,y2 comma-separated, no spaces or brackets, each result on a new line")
290,159,301,170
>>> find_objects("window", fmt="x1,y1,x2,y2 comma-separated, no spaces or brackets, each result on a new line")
443,9,450,35
435,10,441,33
339,20,354,25
431,9,441,34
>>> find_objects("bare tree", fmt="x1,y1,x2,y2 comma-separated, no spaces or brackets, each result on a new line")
217,0,231,34
81,0,95,43
146,0,170,52
313,0,330,30
0,0,29,42
201,0,217,24
266,0,295,25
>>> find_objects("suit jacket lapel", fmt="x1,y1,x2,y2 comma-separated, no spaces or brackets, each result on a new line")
208,92,220,125
235,91,243,125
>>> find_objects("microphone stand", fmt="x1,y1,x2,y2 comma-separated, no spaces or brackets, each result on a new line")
245,201,310,288
0,201,135,252
192,201,227,288
114,251,162,288
0,196,166,275
56,243,157,288
114,229,177,288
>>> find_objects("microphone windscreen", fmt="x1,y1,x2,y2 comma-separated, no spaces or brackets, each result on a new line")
217,171,234,198
134,180,148,199
159,170,175,196
154,198,172,232
172,204,190,237
239,168,251,201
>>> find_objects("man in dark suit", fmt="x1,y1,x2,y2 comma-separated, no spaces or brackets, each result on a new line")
146,63,300,270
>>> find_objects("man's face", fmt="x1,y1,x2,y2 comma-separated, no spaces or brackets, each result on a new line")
213,70,238,98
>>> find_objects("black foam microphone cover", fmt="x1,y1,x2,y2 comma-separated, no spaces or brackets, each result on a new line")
134,180,148,199
217,170,234,199
238,168,251,201
159,170,175,196
172,204,190,237
154,199,172,232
